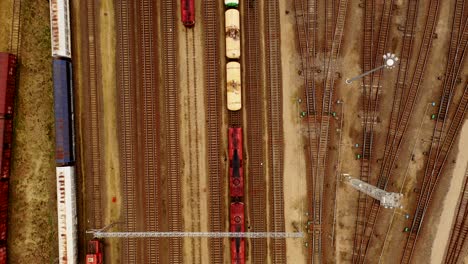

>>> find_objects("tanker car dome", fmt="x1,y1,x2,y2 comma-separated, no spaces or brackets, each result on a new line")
226,62,242,111
225,9,241,59
225,0,239,8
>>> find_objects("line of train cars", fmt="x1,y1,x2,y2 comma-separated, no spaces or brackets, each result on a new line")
0,52,17,264
224,1,245,263
49,1,82,264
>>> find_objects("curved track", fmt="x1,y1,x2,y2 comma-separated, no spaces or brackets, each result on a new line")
352,0,441,261
444,163,468,264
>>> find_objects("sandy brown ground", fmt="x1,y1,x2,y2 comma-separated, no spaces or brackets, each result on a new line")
177,0,210,262
430,121,468,263
5,1,58,263
279,0,309,263
98,0,121,262
0,0,13,52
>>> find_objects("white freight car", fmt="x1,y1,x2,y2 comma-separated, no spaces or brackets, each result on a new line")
225,9,241,59
56,166,77,264
50,0,72,58
226,61,241,111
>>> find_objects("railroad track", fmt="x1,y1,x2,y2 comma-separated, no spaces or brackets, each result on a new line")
352,0,375,261
293,1,319,262
351,0,441,261
401,15,468,262
9,0,21,56
185,27,202,263
264,0,286,262
116,0,138,262
84,0,104,232
244,0,268,262
353,0,395,262
138,0,160,263
203,0,224,262
444,163,468,264
294,0,348,262
161,0,183,262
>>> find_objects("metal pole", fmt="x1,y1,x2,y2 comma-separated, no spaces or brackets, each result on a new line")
345,64,386,84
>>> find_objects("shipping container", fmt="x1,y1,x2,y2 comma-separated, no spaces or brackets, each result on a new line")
229,127,244,198
181,0,195,27
56,166,78,264
53,59,75,165
225,0,239,8
230,202,245,264
0,53,17,117
226,62,241,111
225,9,240,59
50,0,72,58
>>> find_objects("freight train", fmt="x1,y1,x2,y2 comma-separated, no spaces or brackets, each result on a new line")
181,0,195,27
86,239,103,264
0,52,17,264
225,2,245,263
229,127,244,197
230,202,245,264
50,0,78,263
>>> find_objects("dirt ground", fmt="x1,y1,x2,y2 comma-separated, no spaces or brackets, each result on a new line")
98,0,122,262
430,121,468,263
279,0,309,263
177,0,210,262
4,1,58,263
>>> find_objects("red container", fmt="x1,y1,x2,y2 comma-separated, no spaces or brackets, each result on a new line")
0,53,17,117
230,202,245,264
181,0,195,27
229,127,244,198
86,239,103,264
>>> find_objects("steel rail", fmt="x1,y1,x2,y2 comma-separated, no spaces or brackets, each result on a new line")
203,0,224,262
138,0,160,263
161,0,183,262
116,0,138,262
265,0,286,262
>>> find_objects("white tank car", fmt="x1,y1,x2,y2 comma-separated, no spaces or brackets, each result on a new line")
226,61,241,111
56,166,77,264
50,0,72,58
225,9,241,59
224,0,239,8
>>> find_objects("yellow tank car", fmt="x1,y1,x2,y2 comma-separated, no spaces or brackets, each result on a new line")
226,61,241,111
225,9,241,59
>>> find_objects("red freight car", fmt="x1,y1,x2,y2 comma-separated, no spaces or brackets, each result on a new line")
0,53,17,117
0,52,16,264
86,239,103,264
229,127,244,198
181,0,195,27
230,202,245,264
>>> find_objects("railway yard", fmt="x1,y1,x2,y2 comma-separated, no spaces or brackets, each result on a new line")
1,0,468,263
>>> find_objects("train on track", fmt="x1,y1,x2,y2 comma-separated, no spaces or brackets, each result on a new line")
85,239,103,264
229,127,244,198
0,52,17,264
50,0,79,263
225,5,241,111
230,202,245,264
181,0,195,27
